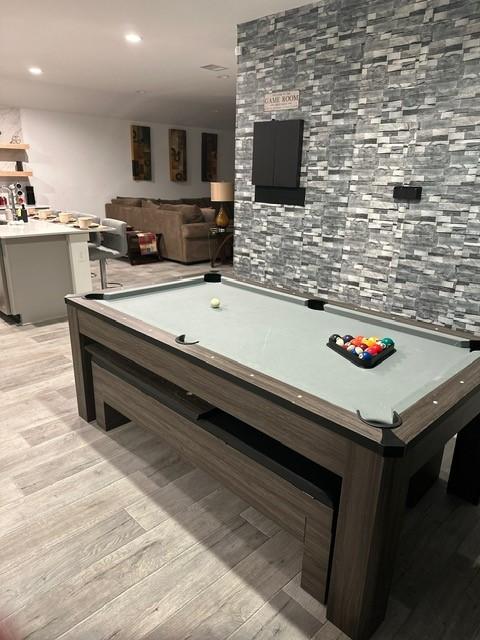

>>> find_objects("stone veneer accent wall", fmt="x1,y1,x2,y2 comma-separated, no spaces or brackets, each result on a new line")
235,0,480,333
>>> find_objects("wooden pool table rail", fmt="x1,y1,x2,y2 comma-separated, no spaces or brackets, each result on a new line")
66,287,480,458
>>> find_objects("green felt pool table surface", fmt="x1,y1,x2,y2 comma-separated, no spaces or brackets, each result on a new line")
95,276,480,425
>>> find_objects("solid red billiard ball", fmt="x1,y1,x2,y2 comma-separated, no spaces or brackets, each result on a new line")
360,343,369,351
366,345,382,356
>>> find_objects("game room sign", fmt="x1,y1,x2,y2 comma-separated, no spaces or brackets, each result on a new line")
264,90,300,112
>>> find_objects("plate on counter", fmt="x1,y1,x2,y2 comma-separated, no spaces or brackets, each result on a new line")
72,222,100,229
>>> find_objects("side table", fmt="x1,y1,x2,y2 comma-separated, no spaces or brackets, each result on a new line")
208,226,234,268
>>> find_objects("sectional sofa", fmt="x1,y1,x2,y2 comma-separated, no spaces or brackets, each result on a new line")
105,196,230,264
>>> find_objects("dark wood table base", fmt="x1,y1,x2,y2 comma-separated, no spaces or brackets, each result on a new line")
88,344,337,604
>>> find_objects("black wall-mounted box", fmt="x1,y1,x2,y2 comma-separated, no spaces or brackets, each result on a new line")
252,119,304,188
393,185,422,202
252,119,305,206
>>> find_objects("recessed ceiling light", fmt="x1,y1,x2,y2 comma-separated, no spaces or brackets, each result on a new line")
125,33,142,43
28,67,43,75
135,89,147,94
217,74,231,79
201,64,228,72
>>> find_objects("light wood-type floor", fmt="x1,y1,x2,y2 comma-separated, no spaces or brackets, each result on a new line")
1,258,479,640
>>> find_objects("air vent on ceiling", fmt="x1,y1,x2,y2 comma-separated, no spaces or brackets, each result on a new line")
200,64,228,72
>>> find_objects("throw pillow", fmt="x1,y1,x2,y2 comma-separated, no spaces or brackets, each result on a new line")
157,203,181,212
179,204,204,223
201,207,216,224
142,198,162,207
182,197,212,208
162,203,204,223
143,203,204,224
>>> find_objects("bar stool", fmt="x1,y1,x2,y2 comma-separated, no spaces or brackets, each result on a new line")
88,219,128,289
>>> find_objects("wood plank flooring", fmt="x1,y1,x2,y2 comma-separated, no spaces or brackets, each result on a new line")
0,258,479,639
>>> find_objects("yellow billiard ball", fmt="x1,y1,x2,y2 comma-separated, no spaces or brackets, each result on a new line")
365,336,379,346
210,297,221,309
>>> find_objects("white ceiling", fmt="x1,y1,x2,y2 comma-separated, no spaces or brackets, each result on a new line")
0,0,307,130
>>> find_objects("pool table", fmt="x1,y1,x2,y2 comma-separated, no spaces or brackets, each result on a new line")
66,273,480,640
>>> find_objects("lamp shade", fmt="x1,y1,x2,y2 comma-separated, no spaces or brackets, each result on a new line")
210,181,234,202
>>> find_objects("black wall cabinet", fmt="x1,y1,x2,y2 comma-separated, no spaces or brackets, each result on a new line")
252,119,304,188
252,119,305,206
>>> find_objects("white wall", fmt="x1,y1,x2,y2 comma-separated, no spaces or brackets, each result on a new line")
20,108,235,217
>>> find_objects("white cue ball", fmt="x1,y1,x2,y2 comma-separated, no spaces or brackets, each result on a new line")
210,297,221,309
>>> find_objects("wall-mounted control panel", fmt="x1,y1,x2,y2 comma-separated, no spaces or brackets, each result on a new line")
393,185,422,202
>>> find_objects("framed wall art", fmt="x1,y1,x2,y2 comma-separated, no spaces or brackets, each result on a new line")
169,128,187,182
131,125,152,181
201,132,218,182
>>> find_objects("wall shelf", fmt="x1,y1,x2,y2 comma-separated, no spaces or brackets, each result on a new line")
0,143,30,151
0,171,33,178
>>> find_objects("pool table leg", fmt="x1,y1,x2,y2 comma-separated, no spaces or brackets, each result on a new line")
92,363,130,431
67,306,96,422
407,448,444,507
326,444,409,640
447,415,480,506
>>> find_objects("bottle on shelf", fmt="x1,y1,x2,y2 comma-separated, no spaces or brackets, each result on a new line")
21,204,28,223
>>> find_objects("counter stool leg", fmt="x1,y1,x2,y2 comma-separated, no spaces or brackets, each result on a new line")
99,258,107,289
447,416,480,505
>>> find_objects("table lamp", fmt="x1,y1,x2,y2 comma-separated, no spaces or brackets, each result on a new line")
210,181,233,228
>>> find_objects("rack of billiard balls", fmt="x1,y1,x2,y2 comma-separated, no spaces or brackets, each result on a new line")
327,334,396,368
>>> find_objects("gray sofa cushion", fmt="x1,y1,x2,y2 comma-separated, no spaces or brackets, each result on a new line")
112,197,142,206
155,203,204,223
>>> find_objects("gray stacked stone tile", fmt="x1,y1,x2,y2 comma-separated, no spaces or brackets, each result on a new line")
235,0,480,333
